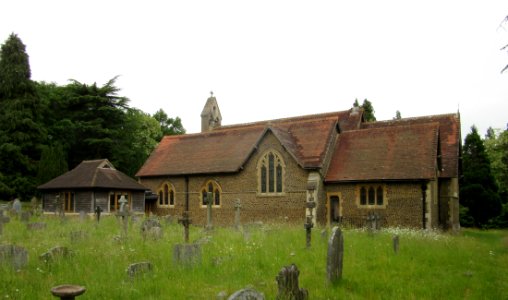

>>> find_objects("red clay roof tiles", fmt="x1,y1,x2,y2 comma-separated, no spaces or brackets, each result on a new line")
325,123,440,182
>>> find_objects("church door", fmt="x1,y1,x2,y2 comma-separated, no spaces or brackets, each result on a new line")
328,195,341,226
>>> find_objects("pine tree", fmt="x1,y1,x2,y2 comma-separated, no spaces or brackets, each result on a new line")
0,34,45,200
361,99,376,122
460,126,502,227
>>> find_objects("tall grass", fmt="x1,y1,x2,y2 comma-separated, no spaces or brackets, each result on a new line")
0,213,507,299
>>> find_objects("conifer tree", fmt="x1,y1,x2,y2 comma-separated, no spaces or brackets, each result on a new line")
460,126,502,227
361,99,376,122
0,34,45,200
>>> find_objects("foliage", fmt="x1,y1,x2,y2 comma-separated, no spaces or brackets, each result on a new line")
0,34,186,198
393,110,402,120
0,216,507,299
352,98,376,122
0,34,45,200
484,126,508,200
36,143,68,186
460,126,502,227
153,108,186,140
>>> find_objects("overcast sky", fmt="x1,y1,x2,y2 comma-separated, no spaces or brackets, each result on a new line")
1,1,507,137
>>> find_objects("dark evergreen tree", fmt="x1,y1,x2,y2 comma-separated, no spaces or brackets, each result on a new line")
36,143,68,185
460,126,502,227
361,99,376,122
0,34,45,200
394,110,402,120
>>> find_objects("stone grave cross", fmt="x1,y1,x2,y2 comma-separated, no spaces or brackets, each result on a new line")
205,192,213,230
366,212,381,233
234,199,242,230
0,210,10,235
304,184,316,249
177,211,192,243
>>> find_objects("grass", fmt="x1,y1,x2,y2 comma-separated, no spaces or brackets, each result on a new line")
0,212,507,299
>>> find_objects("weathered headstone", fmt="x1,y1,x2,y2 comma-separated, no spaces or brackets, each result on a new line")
127,261,153,278
119,195,128,213
326,226,344,283
20,211,30,223
40,246,72,263
228,288,265,300
276,264,308,300
27,222,47,230
12,198,21,216
141,218,162,240
205,192,213,230
79,211,86,222
234,199,242,230
0,210,10,235
393,234,400,254
366,212,381,233
0,244,28,270
304,194,316,249
320,228,328,239
173,243,202,266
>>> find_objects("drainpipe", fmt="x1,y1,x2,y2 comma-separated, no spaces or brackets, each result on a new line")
185,176,189,211
421,182,427,229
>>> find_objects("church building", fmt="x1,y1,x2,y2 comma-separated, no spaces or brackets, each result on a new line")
136,94,461,230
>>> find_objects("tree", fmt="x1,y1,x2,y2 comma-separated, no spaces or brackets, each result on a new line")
460,126,502,227
153,108,186,140
36,143,68,185
393,110,402,120
0,34,45,200
361,99,376,122
484,127,508,202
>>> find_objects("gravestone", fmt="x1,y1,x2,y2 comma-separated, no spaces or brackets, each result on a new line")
40,246,72,263
12,198,21,216
234,199,242,230
177,211,192,243
366,212,381,233
0,244,28,270
320,228,328,239
79,211,86,222
326,226,344,283
0,210,10,235
275,264,308,300
27,222,47,230
141,218,162,240
173,243,202,266
217,290,228,300
393,235,400,254
228,288,265,300
20,211,30,223
127,261,153,278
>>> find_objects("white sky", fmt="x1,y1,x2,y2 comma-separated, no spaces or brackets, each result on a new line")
1,1,507,137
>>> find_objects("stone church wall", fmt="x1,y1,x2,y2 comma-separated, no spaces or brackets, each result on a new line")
140,132,310,226
325,182,425,228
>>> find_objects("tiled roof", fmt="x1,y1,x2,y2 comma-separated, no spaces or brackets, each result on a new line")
325,123,440,182
360,113,460,178
38,159,147,190
136,111,356,177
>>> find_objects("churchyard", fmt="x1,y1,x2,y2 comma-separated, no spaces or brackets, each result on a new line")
0,205,507,299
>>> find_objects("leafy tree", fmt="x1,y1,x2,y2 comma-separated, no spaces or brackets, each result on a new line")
353,99,360,107
460,126,502,227
153,108,186,140
484,127,508,202
0,34,45,200
393,110,402,120
111,108,162,177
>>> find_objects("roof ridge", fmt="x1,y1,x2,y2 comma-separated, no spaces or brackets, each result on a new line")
214,110,347,131
366,113,458,125
347,121,440,133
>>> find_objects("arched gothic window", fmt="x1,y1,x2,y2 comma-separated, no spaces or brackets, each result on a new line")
201,180,221,207
258,150,285,195
158,182,175,207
